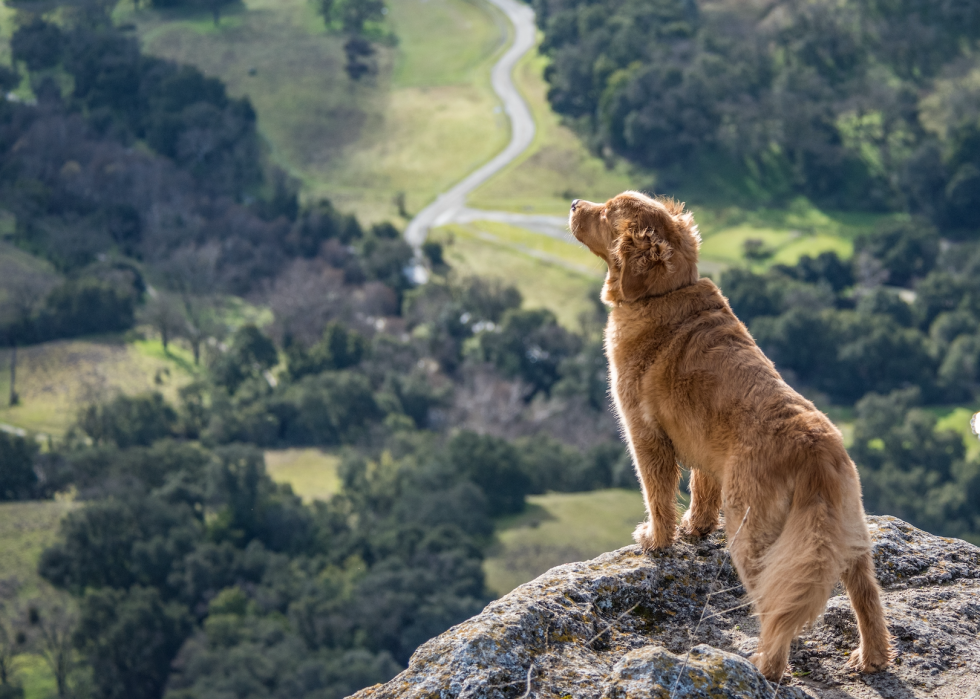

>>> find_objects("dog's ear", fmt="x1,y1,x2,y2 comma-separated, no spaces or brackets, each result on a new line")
615,226,674,303
615,212,674,303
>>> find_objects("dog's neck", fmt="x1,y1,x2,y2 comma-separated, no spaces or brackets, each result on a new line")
603,270,702,308
607,278,725,328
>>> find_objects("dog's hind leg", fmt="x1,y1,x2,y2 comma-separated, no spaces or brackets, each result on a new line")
842,550,893,673
630,434,680,551
747,498,844,681
679,469,722,538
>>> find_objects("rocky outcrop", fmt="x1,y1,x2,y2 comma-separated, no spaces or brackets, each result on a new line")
351,516,980,699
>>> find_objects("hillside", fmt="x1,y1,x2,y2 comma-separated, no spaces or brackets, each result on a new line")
124,0,510,223
2,0,980,697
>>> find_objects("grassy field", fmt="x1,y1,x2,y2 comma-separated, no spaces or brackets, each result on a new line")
432,222,602,330
465,41,893,271
468,41,639,216
932,406,980,460
126,0,509,223
483,489,648,596
265,448,341,503
0,500,76,603
0,500,76,699
694,201,895,271
0,338,199,437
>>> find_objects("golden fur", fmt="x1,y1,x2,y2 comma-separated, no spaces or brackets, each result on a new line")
569,191,892,680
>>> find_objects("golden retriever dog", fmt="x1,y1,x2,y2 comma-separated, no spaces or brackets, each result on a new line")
568,191,892,680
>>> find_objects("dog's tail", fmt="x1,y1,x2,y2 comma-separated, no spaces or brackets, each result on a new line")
749,458,850,677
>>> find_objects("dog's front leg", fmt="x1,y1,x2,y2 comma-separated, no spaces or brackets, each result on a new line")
628,432,680,551
679,469,722,538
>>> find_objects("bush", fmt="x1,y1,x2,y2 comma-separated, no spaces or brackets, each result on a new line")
446,431,530,516
78,393,177,448
76,586,193,699
0,432,38,501
475,309,581,397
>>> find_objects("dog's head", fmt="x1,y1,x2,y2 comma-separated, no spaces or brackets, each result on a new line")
569,191,701,305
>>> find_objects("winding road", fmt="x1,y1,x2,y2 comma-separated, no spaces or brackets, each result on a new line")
403,0,568,248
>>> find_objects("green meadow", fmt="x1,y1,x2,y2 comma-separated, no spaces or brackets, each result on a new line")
0,338,199,437
265,448,342,504
125,0,509,223
483,489,647,596
432,222,602,330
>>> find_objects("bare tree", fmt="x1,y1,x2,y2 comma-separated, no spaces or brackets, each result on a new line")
160,246,221,365
266,258,349,346
28,603,77,699
139,290,187,353
0,610,25,691
3,269,58,406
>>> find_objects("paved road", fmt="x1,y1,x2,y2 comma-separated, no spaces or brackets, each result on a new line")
448,207,571,241
404,0,570,248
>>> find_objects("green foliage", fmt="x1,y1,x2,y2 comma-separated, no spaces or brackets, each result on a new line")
517,435,628,494
403,277,523,372
284,199,363,257
78,393,177,448
0,433,38,501
287,323,366,381
1,278,137,347
474,308,581,397
209,324,278,394
446,431,530,517
536,0,980,228
75,586,193,699
851,388,980,541
356,223,415,298
10,17,63,71
318,0,387,35
854,220,939,287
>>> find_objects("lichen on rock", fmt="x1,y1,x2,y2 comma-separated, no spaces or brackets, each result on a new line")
348,516,980,699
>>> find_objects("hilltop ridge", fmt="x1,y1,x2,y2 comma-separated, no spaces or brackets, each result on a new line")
351,516,980,698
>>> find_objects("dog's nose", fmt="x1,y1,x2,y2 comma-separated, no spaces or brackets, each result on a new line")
571,199,580,212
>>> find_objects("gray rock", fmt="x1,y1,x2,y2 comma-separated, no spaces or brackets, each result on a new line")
350,516,980,699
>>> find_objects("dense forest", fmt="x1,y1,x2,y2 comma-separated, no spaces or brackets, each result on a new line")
534,0,980,231
1,0,980,698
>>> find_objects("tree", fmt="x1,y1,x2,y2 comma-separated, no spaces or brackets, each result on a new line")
446,431,530,516
850,388,980,540
476,308,581,397
287,322,366,380
196,0,235,26
29,603,79,699
78,393,177,448
1,268,58,404
853,220,939,287
161,247,221,365
0,433,38,501
75,586,192,699
0,610,26,697
209,324,278,394
317,0,388,80
10,18,64,71
138,292,186,353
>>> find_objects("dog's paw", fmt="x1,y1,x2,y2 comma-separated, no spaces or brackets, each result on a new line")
678,510,719,539
633,521,674,551
750,652,788,683
844,644,894,673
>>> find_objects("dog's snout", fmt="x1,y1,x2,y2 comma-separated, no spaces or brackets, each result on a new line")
570,199,580,212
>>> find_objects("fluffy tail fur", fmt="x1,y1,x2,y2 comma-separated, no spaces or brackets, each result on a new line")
749,466,848,679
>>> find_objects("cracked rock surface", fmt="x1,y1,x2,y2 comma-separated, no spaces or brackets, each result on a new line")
349,516,980,698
